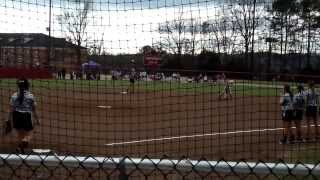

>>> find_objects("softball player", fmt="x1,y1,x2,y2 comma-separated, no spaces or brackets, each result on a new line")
7,78,39,153
127,68,136,93
219,79,232,100
292,85,305,142
279,85,294,144
304,81,320,141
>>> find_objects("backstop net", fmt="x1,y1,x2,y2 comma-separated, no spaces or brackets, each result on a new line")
1,0,320,179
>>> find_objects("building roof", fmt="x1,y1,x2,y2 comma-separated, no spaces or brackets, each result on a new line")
0,33,86,49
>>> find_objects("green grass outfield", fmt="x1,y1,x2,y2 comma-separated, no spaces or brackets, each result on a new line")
0,78,298,96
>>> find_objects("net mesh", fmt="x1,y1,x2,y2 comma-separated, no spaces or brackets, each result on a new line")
1,0,320,179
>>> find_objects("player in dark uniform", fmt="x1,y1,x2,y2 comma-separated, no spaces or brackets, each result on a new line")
7,78,40,153
127,68,136,93
279,85,294,144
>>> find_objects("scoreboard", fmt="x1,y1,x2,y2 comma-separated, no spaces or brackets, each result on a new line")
143,56,161,68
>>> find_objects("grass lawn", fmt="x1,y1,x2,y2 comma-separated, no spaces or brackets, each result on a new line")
289,144,320,164
0,78,290,96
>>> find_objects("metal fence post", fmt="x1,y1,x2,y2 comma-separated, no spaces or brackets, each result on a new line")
119,157,129,180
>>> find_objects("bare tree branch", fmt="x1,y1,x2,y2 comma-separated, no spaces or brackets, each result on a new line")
58,0,91,64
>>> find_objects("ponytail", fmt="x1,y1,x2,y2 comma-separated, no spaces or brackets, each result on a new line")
17,79,29,105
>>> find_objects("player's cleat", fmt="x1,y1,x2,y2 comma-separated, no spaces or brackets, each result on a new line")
16,141,29,154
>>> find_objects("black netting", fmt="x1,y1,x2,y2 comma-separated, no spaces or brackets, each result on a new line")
1,0,320,179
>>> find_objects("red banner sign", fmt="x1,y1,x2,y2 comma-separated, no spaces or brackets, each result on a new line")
144,56,161,68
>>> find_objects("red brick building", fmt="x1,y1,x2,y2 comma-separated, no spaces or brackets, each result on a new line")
0,33,87,74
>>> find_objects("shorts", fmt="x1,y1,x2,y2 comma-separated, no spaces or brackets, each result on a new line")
130,78,135,83
294,109,304,120
306,106,317,118
12,111,33,131
282,110,293,122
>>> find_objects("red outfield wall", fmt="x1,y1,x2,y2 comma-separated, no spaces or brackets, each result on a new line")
0,67,52,79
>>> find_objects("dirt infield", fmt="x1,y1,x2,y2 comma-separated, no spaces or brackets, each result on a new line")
0,85,317,162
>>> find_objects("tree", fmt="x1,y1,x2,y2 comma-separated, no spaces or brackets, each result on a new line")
158,11,190,58
200,16,237,65
140,45,162,55
230,0,260,70
299,0,320,67
88,33,105,56
270,0,299,56
184,17,200,57
269,0,300,72
58,0,91,65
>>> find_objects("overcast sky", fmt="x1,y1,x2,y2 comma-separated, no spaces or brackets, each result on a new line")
0,0,229,53
0,0,272,54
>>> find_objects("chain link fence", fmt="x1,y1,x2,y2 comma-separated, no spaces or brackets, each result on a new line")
1,153,320,179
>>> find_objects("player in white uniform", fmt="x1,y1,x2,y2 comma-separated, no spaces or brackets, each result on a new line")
292,85,305,142
127,68,136,93
304,81,320,141
279,85,294,144
219,79,232,100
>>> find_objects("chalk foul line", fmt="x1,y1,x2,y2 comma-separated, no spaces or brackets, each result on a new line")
104,126,287,146
104,125,318,146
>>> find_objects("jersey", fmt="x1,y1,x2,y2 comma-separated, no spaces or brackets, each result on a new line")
305,89,319,107
10,91,36,113
293,92,305,110
280,93,293,111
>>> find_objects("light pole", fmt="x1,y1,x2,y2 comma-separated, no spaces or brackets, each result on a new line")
47,0,52,69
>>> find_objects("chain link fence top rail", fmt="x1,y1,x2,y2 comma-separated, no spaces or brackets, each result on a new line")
1,154,320,179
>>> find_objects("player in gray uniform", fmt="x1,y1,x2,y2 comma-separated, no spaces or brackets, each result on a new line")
279,85,294,144
127,68,136,93
7,79,39,153
219,79,232,100
304,81,319,140
292,85,305,142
